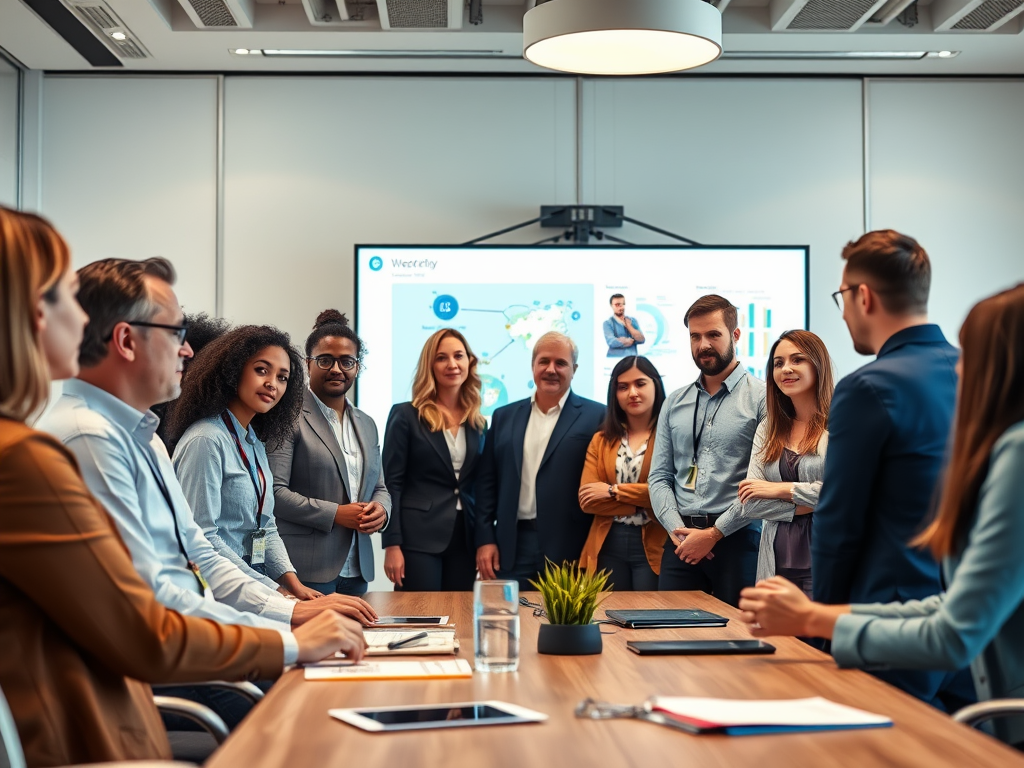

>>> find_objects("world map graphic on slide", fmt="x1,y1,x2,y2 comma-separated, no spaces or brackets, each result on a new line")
391,284,594,416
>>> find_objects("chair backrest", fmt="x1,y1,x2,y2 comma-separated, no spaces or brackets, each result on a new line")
0,684,27,768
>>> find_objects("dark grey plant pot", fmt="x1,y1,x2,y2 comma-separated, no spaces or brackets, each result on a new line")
537,623,603,655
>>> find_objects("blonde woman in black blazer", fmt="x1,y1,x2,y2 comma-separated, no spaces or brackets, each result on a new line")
382,329,487,591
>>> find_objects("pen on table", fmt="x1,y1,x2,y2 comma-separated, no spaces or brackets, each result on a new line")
388,631,429,650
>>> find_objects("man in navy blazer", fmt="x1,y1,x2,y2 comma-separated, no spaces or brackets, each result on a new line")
475,332,605,590
812,230,974,710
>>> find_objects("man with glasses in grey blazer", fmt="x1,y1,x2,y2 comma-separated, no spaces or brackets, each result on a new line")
269,310,390,597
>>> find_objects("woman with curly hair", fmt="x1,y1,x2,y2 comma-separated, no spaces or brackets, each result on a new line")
166,325,322,600
382,328,486,591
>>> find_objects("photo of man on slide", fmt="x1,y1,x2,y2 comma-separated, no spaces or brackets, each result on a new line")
603,293,645,357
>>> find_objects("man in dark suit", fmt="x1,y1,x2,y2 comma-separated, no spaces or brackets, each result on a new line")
812,229,974,710
474,331,605,591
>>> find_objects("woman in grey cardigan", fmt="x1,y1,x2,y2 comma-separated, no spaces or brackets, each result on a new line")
735,330,834,596
739,284,1024,745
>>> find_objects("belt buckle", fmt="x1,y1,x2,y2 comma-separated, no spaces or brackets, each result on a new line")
687,515,711,530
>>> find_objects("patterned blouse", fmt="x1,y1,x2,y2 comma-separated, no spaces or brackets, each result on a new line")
614,435,649,526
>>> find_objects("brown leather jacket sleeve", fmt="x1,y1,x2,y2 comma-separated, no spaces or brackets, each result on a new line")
0,430,284,683
579,433,652,517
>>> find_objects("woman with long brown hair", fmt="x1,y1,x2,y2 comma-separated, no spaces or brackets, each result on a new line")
720,330,834,597
0,207,362,766
578,355,668,590
739,284,1024,744
381,328,487,591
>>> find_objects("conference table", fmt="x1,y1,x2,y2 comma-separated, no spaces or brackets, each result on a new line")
207,591,1024,768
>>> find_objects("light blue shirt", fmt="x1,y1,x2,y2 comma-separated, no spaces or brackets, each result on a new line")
648,362,766,537
832,420,1024,693
603,315,643,357
311,392,362,579
38,379,298,664
173,412,296,591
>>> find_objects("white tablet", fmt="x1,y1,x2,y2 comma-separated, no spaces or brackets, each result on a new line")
329,701,547,732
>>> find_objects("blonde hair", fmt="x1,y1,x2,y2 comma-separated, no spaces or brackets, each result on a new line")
0,207,71,422
411,329,486,432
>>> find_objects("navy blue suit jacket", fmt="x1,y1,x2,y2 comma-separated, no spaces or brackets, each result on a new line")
812,325,963,704
474,391,605,572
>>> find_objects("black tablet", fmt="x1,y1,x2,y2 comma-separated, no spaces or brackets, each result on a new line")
626,640,776,656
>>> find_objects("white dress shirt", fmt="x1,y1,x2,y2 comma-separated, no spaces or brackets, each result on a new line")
311,392,363,579
39,379,298,665
444,426,467,510
517,389,571,520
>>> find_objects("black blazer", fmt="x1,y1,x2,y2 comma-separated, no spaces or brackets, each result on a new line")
381,402,482,554
474,391,605,572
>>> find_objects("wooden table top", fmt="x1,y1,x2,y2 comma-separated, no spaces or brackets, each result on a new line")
207,591,1023,768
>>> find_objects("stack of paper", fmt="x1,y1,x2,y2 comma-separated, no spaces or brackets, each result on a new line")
362,629,458,656
304,659,473,681
648,696,893,736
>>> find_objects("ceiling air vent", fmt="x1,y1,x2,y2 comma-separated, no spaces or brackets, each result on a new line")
60,0,151,59
175,0,256,29
376,0,464,29
769,0,890,31
301,0,352,25
932,0,1024,31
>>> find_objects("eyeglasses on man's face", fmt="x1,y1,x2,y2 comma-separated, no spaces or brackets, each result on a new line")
831,284,862,311
105,319,189,345
308,354,358,371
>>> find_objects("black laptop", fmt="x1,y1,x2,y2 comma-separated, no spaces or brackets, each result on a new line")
604,609,728,629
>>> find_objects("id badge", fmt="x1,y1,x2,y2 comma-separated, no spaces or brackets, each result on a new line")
246,529,267,566
682,463,698,492
188,560,214,600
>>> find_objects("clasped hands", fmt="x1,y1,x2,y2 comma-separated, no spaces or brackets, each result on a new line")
335,501,387,533
671,526,719,565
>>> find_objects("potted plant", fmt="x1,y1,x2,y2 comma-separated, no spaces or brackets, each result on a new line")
530,560,611,656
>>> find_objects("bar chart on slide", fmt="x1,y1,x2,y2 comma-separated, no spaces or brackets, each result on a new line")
737,300,777,380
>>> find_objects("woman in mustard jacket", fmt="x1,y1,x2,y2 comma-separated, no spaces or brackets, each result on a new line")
578,356,668,590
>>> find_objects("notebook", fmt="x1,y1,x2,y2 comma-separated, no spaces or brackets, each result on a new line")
604,609,728,628
646,696,893,736
361,629,458,656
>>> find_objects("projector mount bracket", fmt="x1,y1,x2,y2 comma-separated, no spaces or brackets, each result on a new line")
463,206,701,247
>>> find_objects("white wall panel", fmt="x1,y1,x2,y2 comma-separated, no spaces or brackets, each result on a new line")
222,76,576,337
584,78,866,379
41,77,218,314
0,57,18,208
868,80,1024,344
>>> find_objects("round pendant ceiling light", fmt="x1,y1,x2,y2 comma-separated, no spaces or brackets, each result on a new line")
523,0,723,76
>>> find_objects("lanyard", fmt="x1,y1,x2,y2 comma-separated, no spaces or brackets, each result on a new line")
137,444,209,594
690,381,729,465
221,411,267,526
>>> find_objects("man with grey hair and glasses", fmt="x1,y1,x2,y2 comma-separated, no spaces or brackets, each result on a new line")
474,331,604,590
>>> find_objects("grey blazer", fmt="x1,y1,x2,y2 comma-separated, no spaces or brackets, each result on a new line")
268,389,391,584
716,420,827,583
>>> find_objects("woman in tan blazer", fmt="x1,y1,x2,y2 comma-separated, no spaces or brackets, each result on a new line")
578,357,668,590
0,207,363,767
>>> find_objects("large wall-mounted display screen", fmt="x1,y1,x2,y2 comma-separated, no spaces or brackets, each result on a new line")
355,245,809,429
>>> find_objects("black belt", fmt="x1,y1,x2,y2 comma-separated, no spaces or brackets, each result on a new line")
517,519,537,531
681,513,721,530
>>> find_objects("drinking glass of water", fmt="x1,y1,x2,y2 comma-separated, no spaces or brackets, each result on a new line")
473,580,520,672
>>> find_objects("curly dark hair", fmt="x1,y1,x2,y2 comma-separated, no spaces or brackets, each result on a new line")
163,325,304,454
154,311,233,447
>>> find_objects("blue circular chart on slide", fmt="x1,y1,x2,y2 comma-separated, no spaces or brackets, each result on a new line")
433,294,459,320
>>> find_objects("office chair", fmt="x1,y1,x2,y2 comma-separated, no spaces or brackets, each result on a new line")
0,682,200,768
152,681,264,764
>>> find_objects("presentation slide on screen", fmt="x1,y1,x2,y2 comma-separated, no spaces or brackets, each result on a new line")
356,246,808,430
